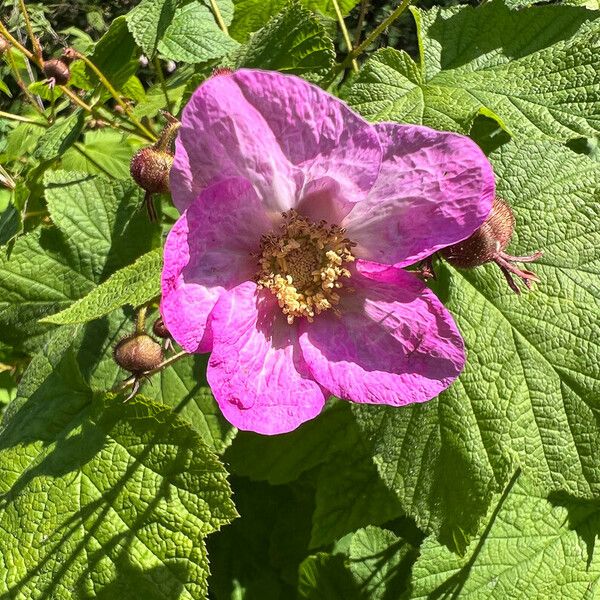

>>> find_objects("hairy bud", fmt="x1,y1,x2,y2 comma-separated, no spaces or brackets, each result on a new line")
113,333,164,374
43,58,70,87
130,147,173,195
440,198,542,293
152,317,170,339
0,36,8,55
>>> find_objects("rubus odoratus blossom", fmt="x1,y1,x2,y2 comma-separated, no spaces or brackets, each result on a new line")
160,69,495,435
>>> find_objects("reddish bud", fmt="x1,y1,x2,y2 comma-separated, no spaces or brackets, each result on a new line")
61,47,78,64
43,58,70,86
152,317,170,339
113,333,164,374
212,67,233,78
440,198,542,293
0,36,9,55
130,147,173,195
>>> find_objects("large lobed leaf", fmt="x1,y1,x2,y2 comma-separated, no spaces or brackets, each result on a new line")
354,137,600,549
411,473,600,599
157,1,239,64
0,171,159,351
235,2,335,75
342,1,600,140
0,327,237,599
42,248,163,325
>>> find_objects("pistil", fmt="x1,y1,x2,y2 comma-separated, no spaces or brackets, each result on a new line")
257,210,355,324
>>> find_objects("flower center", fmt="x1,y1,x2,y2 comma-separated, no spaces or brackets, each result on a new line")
257,210,355,324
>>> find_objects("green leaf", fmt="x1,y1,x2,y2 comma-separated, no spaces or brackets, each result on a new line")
236,2,335,74
298,553,360,599
88,16,140,91
145,353,236,455
310,449,402,548
225,401,360,485
342,1,600,140
0,327,237,599
44,170,157,279
0,171,158,351
42,248,162,325
61,130,139,179
411,473,600,599
225,402,401,547
157,1,239,64
230,0,359,42
126,0,178,56
208,478,306,599
354,138,600,549
0,203,21,246
34,110,85,161
347,526,415,600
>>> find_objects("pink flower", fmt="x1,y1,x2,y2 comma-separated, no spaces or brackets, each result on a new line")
161,69,495,435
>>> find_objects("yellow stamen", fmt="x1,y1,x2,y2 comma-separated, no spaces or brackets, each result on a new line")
256,210,355,324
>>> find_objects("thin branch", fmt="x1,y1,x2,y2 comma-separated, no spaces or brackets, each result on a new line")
0,109,43,123
336,0,412,72
208,0,229,34
153,56,172,113
353,0,370,47
17,0,42,60
331,0,359,73
74,51,157,141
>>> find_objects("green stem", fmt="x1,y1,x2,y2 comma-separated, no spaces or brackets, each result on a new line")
331,0,358,73
136,306,147,333
0,19,37,65
5,46,45,113
153,56,172,113
208,0,229,34
0,164,16,189
17,0,42,60
337,0,412,72
0,109,43,123
75,52,157,141
353,0,370,47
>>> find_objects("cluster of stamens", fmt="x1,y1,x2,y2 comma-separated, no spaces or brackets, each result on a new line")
256,210,355,324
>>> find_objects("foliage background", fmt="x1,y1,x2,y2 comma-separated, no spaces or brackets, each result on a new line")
0,0,599,597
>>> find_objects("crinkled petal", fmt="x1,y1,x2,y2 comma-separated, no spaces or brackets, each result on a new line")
207,282,326,435
343,122,495,266
299,262,465,406
161,178,272,353
171,69,382,213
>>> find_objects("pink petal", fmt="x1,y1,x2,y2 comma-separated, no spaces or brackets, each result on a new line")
342,122,495,267
207,282,326,435
161,178,272,353
299,262,465,406
170,69,382,213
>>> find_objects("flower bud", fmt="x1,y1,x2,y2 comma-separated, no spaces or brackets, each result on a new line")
130,147,173,195
113,333,164,374
43,58,70,87
152,317,170,339
0,36,9,55
441,197,515,269
440,198,542,294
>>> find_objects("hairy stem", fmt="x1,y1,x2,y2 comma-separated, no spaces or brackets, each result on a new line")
17,0,42,60
153,56,172,113
337,0,412,71
353,0,370,47
75,51,157,141
331,0,359,73
208,0,229,34
0,109,43,123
